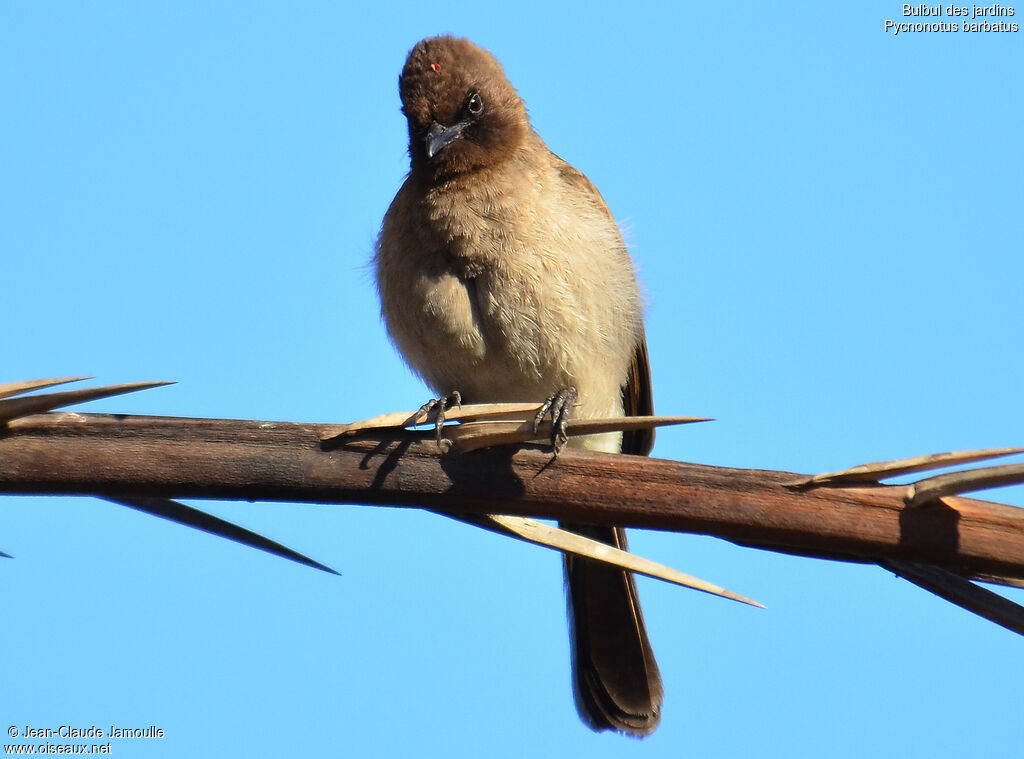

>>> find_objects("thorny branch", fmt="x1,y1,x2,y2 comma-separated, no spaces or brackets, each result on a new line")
2,378,1024,633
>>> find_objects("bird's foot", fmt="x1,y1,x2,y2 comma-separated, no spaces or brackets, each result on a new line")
533,386,577,455
416,391,462,449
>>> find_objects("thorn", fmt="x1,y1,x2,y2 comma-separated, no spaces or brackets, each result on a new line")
905,462,1024,507
0,376,93,400
0,381,175,423
787,447,1024,488
438,511,763,607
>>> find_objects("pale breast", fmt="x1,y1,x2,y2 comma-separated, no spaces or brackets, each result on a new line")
376,149,644,420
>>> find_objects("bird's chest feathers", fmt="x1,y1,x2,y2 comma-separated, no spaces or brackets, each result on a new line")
422,174,579,311
424,179,526,276
419,178,576,373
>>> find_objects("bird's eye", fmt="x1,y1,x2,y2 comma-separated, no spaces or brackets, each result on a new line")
466,93,484,116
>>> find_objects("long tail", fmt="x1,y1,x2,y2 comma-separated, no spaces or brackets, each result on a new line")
564,522,662,736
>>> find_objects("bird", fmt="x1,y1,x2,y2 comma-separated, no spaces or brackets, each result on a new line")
374,35,662,736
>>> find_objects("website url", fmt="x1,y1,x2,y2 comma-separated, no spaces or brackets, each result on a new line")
4,744,111,755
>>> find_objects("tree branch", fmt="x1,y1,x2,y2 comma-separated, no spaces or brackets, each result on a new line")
3,412,1023,584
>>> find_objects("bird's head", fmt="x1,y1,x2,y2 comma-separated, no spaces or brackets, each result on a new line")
399,36,529,179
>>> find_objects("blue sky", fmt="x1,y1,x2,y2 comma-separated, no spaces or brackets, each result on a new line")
2,2,1022,756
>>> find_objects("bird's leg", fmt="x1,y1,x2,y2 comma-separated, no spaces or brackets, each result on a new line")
533,386,577,455
416,390,462,447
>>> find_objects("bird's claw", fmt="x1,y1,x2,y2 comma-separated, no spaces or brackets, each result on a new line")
533,386,577,455
417,391,462,449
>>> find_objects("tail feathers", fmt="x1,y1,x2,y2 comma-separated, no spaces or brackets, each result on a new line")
564,523,662,736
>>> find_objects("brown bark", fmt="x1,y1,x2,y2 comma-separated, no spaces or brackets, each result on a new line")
3,412,1023,583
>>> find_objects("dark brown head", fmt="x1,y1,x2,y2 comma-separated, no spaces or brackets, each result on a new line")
399,36,529,180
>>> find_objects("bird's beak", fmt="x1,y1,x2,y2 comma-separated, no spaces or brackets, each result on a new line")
425,120,469,159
